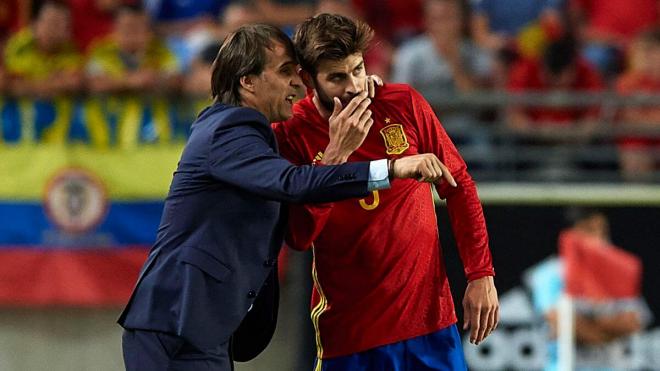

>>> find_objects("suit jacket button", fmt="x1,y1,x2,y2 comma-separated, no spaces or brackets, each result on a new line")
247,290,257,298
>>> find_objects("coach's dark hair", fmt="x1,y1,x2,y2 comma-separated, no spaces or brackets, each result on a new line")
293,13,374,75
211,24,296,106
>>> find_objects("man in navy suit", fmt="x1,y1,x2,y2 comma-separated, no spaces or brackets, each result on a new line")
119,24,450,371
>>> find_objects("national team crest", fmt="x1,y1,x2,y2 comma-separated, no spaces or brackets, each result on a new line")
380,123,409,155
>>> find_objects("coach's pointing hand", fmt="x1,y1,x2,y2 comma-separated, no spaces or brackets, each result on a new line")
391,154,457,186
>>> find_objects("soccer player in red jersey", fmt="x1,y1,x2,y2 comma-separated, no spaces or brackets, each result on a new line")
272,13,499,371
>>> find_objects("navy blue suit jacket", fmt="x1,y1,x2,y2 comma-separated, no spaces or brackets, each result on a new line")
118,104,370,360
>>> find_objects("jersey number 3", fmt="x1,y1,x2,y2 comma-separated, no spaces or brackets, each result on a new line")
359,190,380,211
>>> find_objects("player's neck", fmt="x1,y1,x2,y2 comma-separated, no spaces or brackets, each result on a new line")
312,94,332,121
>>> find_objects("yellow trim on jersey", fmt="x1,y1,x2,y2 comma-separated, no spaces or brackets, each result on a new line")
311,245,328,370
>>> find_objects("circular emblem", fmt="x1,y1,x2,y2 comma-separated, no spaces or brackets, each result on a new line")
44,168,108,234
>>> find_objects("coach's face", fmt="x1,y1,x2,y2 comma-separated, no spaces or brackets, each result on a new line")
250,41,303,122
312,53,367,112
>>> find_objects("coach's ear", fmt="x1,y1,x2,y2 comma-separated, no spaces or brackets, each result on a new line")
240,75,257,93
299,69,314,90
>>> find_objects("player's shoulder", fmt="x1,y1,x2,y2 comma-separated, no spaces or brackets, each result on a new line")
377,83,419,100
375,83,425,109
274,96,316,134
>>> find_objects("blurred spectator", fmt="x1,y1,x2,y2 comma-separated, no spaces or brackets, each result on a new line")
144,0,228,70
0,63,6,95
220,1,260,35
526,207,649,371
86,4,180,95
391,0,493,163
68,0,131,51
4,0,83,99
182,43,219,108
0,0,30,43
144,0,228,34
85,3,181,148
615,28,660,180
351,0,424,45
506,36,603,179
569,0,659,78
393,0,492,97
254,0,314,30
316,0,393,79
470,0,564,54
507,36,603,132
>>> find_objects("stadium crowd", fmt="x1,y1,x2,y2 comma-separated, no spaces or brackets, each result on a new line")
0,0,659,181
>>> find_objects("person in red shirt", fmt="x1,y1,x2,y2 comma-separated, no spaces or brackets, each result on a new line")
615,28,660,180
507,36,603,129
272,14,499,371
506,36,604,178
570,0,659,77
68,0,129,51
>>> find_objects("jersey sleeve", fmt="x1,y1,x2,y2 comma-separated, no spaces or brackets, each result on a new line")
272,121,335,251
409,87,495,281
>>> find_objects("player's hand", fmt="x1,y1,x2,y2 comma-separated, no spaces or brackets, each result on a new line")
324,91,373,164
463,276,499,345
391,154,457,186
366,75,383,98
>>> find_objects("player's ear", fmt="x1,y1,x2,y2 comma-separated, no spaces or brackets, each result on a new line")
239,75,257,93
299,69,314,89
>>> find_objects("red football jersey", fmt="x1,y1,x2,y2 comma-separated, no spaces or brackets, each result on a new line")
272,84,494,358
559,229,642,300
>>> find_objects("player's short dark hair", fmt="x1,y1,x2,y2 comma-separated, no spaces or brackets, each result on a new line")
211,24,295,106
293,13,374,75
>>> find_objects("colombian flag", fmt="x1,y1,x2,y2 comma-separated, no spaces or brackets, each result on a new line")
0,142,184,307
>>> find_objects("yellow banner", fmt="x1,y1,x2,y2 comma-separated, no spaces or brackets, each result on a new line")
0,144,184,201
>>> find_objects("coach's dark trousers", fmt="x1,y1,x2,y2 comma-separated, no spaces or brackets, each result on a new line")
122,329,233,371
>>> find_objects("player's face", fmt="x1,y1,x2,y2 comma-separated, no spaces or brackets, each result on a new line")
313,53,367,112
252,41,303,122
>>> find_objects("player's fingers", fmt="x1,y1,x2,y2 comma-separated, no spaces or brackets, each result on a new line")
367,76,375,98
476,306,490,344
343,91,369,117
330,97,343,120
463,301,471,330
350,97,371,120
485,306,497,339
470,305,481,344
358,108,373,128
363,118,374,132
493,304,500,331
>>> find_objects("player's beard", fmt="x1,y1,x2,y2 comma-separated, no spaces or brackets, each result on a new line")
314,80,357,113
